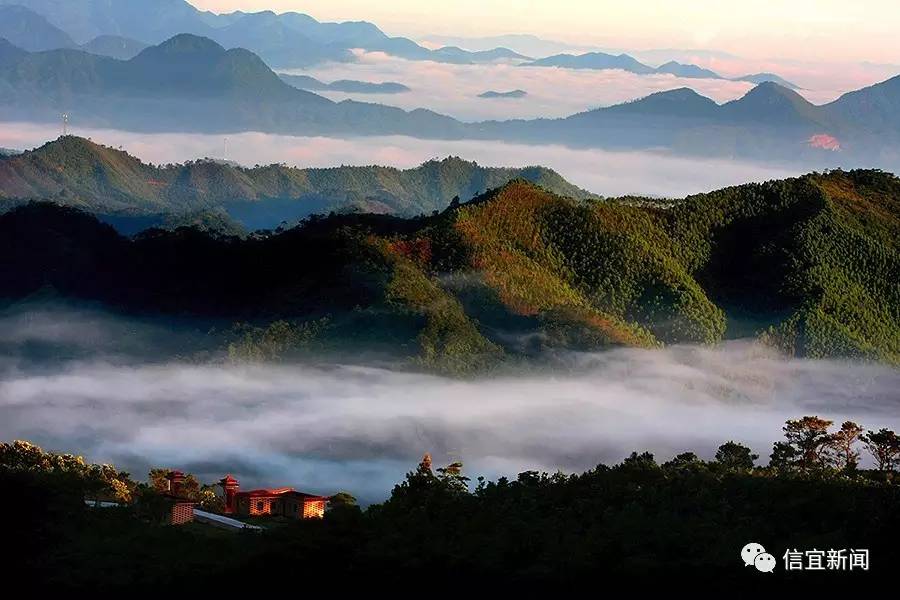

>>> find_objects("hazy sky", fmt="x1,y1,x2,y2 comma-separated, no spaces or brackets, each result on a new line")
189,1,900,63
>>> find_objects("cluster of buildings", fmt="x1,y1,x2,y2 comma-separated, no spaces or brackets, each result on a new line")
163,471,329,526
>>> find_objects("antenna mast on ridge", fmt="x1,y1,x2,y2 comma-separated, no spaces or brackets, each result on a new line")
61,113,69,136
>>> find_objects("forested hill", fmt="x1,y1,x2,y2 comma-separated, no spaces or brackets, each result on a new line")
1,169,897,370
0,136,597,228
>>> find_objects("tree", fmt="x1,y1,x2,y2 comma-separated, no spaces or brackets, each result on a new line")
829,421,864,472
436,461,470,494
328,492,358,508
715,441,758,470
325,491,361,523
621,451,657,470
663,452,703,471
769,441,799,470
147,468,201,500
779,416,836,470
198,485,224,512
0,440,134,502
861,429,900,472
148,468,170,493
419,453,433,473
382,453,466,512
181,474,201,500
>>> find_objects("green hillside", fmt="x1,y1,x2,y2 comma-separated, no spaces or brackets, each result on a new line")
0,136,598,226
1,169,897,370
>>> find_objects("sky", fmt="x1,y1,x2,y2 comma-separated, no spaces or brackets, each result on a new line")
189,0,900,64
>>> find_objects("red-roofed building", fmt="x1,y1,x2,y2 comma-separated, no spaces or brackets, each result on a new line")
219,475,328,519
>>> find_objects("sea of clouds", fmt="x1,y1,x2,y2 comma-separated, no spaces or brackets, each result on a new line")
0,122,801,199
1,305,897,504
283,50,900,121
286,50,756,121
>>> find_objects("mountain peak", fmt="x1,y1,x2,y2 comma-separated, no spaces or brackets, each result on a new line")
747,80,800,96
26,135,136,164
824,73,900,132
654,61,722,79
722,81,819,125
124,34,304,99
732,81,812,107
608,87,719,117
735,72,800,89
134,34,226,59
0,4,77,52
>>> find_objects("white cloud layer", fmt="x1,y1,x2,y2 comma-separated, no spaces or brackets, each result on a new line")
0,123,800,198
1,305,898,504
279,51,900,121
284,51,757,121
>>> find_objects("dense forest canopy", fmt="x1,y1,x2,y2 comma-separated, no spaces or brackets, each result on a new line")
1,168,897,371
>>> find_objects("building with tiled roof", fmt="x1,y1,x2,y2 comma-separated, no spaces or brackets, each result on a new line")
220,475,328,520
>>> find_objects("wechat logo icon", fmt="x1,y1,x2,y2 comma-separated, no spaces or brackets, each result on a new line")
742,542,776,573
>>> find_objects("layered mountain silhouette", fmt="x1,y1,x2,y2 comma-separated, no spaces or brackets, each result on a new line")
80,34,148,60
0,135,597,231
280,74,411,94
478,78,900,164
0,5,150,59
0,34,465,137
1,169,897,369
524,52,657,74
479,90,528,99
522,51,799,88
0,0,526,67
736,72,801,89
0,4,77,51
0,33,898,165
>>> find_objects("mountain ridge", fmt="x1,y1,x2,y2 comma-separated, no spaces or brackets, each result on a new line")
0,168,896,370
1,34,898,165
521,50,798,87
0,135,599,230
0,0,525,67
0,4,77,51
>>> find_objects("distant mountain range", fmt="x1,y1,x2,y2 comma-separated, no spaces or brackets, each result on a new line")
521,52,799,88
0,0,803,91
2,169,897,369
0,34,466,137
0,0,527,67
477,78,900,164
479,90,528,99
279,74,411,94
420,33,593,58
0,4,76,51
421,34,745,67
0,4,149,60
80,34,149,60
0,34,898,166
0,136,597,232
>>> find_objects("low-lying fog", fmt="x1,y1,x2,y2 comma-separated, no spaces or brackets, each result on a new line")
1,304,898,504
284,51,900,121
0,122,801,198
285,51,756,121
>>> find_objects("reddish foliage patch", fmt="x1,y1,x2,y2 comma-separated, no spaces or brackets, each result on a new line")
388,238,433,267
